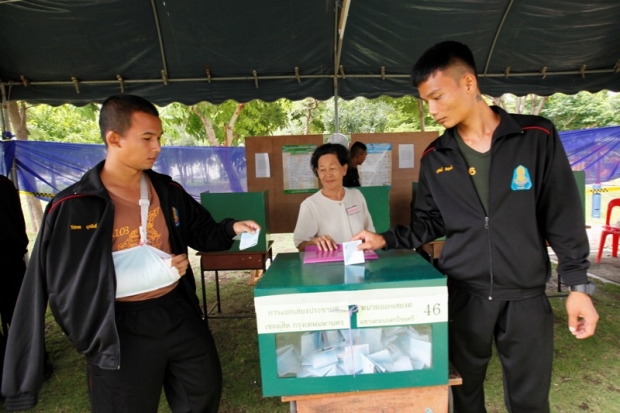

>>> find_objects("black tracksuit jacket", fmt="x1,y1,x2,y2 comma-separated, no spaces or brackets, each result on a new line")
383,106,590,300
2,162,236,411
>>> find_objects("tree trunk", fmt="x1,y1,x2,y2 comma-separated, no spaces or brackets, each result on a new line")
7,101,43,233
533,96,547,116
191,106,219,146
417,99,425,132
304,99,319,135
7,101,28,140
224,103,246,147
488,95,506,110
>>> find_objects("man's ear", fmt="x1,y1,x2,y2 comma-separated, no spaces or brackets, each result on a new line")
105,130,121,148
343,163,348,174
463,73,477,94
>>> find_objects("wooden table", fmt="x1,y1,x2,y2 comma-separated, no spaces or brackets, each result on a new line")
282,364,462,413
197,240,273,318
421,237,445,268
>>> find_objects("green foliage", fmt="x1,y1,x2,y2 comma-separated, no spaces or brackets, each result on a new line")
19,90,620,147
377,95,441,132
541,91,620,131
321,97,392,134
160,100,290,146
27,103,101,143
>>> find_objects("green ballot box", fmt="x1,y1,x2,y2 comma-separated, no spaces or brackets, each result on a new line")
200,191,269,252
254,250,448,397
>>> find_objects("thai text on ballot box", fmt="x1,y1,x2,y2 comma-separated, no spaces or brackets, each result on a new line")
253,249,448,397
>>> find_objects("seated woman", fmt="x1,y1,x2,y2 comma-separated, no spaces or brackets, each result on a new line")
294,143,375,251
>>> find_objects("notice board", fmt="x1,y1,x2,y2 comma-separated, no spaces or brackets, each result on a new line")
246,132,438,233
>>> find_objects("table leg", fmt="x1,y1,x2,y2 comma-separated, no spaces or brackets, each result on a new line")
215,270,222,313
200,266,208,319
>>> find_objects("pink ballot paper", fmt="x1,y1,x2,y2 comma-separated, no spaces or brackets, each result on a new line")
303,244,379,264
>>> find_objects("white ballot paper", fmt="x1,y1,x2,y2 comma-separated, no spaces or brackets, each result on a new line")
342,240,365,265
239,229,260,250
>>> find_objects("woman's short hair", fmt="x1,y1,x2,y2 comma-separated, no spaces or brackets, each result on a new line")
310,143,350,177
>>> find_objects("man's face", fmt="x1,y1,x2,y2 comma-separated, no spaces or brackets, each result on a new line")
418,69,471,129
115,112,163,171
354,150,367,167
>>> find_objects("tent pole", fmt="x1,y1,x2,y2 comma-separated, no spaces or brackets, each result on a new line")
334,88,339,133
0,83,9,136
0,84,18,188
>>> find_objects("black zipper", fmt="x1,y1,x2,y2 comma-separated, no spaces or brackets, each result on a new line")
485,216,494,300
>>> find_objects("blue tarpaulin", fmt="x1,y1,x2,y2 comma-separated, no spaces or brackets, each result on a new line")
1,126,619,200
0,141,247,200
559,126,620,184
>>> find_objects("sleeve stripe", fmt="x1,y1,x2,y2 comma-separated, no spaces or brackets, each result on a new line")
522,126,550,135
48,194,91,214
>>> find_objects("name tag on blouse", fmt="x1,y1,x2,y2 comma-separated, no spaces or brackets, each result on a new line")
346,205,360,215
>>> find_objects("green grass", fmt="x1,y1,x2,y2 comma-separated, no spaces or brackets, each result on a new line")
2,233,619,412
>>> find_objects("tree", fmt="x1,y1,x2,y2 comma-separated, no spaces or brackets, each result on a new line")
378,95,438,133
283,98,325,135
540,91,620,131
160,99,290,146
27,103,100,143
486,94,547,116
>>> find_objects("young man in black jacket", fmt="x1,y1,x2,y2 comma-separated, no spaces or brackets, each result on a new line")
354,41,598,412
343,141,367,187
2,95,260,413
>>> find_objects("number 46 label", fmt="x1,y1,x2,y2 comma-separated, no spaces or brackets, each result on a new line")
357,293,447,327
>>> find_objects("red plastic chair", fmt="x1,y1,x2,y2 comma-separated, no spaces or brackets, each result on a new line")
596,198,620,263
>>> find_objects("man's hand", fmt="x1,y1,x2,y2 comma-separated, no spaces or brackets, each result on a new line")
351,230,386,251
233,220,261,234
566,292,599,339
170,253,189,276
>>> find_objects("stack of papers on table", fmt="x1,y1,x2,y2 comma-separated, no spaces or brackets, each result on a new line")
303,244,379,264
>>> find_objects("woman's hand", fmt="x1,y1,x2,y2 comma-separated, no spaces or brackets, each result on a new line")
312,235,338,251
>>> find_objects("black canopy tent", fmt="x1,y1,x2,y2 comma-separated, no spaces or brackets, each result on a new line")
1,0,619,107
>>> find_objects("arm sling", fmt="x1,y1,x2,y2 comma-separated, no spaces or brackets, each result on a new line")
111,174,180,298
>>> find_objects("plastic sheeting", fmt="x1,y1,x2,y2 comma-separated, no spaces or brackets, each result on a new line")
1,126,619,201
1,0,619,106
0,141,246,201
561,126,620,184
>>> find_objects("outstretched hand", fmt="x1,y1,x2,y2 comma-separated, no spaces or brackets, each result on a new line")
351,230,386,251
566,292,599,339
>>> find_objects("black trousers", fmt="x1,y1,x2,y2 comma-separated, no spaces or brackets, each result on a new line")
87,285,222,413
0,258,26,332
449,287,553,413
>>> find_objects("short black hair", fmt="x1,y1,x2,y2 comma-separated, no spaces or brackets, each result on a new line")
310,143,350,177
99,94,159,145
411,41,478,87
350,141,367,158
